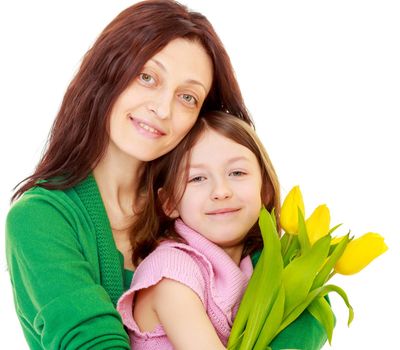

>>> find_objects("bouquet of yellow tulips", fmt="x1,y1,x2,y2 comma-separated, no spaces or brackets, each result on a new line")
227,186,387,350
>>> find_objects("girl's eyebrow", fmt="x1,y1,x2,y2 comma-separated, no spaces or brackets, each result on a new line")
149,58,208,94
189,156,251,169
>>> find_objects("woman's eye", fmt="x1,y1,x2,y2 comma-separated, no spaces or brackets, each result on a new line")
180,94,197,106
189,175,205,183
139,73,155,85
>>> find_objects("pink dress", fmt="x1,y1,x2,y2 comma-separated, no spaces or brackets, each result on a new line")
117,219,253,349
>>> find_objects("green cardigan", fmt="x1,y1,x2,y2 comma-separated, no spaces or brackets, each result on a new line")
6,175,327,349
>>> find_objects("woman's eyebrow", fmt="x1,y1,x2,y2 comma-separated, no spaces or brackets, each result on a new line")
150,58,208,93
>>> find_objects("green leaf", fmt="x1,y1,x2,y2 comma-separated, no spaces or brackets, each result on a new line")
282,235,330,318
328,223,343,235
297,208,311,252
281,234,300,267
277,284,354,335
307,297,335,344
270,207,277,228
280,232,291,257
312,234,350,289
238,208,284,349
253,284,286,349
227,250,265,348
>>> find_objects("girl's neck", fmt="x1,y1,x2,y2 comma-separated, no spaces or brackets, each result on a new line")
222,245,244,266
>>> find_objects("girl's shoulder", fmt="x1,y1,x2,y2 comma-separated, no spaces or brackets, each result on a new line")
134,242,206,285
127,243,208,303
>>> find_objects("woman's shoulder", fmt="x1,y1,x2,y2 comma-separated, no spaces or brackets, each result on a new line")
6,180,94,242
8,185,78,219
8,174,98,219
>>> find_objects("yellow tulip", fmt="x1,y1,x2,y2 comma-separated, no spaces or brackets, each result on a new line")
306,204,330,245
335,233,388,275
280,186,305,234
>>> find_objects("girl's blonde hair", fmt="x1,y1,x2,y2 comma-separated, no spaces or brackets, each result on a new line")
131,111,280,266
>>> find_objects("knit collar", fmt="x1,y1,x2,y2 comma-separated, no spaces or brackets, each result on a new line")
174,219,253,322
74,173,124,306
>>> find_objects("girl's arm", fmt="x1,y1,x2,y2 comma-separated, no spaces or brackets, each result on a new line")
151,278,226,350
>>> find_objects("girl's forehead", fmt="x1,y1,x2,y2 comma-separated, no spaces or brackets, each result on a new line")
189,129,257,165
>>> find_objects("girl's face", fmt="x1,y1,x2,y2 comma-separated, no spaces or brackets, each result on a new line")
108,38,213,162
171,129,263,263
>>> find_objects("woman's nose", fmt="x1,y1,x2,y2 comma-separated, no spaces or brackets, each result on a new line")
148,88,173,120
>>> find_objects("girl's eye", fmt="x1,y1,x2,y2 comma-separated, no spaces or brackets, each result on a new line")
180,94,197,106
139,73,155,85
189,175,206,183
230,170,246,177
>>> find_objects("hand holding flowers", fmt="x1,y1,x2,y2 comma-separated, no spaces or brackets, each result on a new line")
228,186,388,349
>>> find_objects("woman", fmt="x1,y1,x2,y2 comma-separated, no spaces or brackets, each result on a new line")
6,1,327,349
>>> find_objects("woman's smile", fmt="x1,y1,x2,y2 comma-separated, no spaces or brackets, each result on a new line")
128,114,166,138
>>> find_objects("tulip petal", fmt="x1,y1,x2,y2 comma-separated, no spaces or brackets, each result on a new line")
335,232,388,275
280,186,305,234
306,204,331,245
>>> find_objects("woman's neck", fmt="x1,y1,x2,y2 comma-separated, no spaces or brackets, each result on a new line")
93,142,144,228
93,143,144,271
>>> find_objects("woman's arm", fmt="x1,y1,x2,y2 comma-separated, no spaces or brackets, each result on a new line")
251,251,328,350
5,192,130,349
151,278,226,350
269,309,327,350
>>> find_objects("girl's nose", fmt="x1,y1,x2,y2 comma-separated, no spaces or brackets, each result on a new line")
211,180,233,200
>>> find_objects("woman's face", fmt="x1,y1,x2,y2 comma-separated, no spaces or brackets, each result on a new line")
108,38,213,162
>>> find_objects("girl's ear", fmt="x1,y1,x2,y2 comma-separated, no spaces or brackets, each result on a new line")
158,188,180,219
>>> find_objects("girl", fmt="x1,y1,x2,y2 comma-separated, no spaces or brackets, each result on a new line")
117,111,281,349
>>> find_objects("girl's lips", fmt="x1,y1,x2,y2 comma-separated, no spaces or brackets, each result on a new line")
206,208,240,215
128,114,166,137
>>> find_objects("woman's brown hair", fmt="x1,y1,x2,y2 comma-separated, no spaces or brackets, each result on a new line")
131,111,280,266
12,0,252,201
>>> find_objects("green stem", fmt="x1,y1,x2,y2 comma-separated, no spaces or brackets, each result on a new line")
282,233,293,258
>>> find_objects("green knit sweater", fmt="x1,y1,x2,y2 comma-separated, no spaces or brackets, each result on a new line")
6,175,327,349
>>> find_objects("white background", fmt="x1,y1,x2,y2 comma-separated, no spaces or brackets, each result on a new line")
1,1,399,349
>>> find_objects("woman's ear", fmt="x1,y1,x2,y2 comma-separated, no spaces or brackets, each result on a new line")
158,188,180,219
